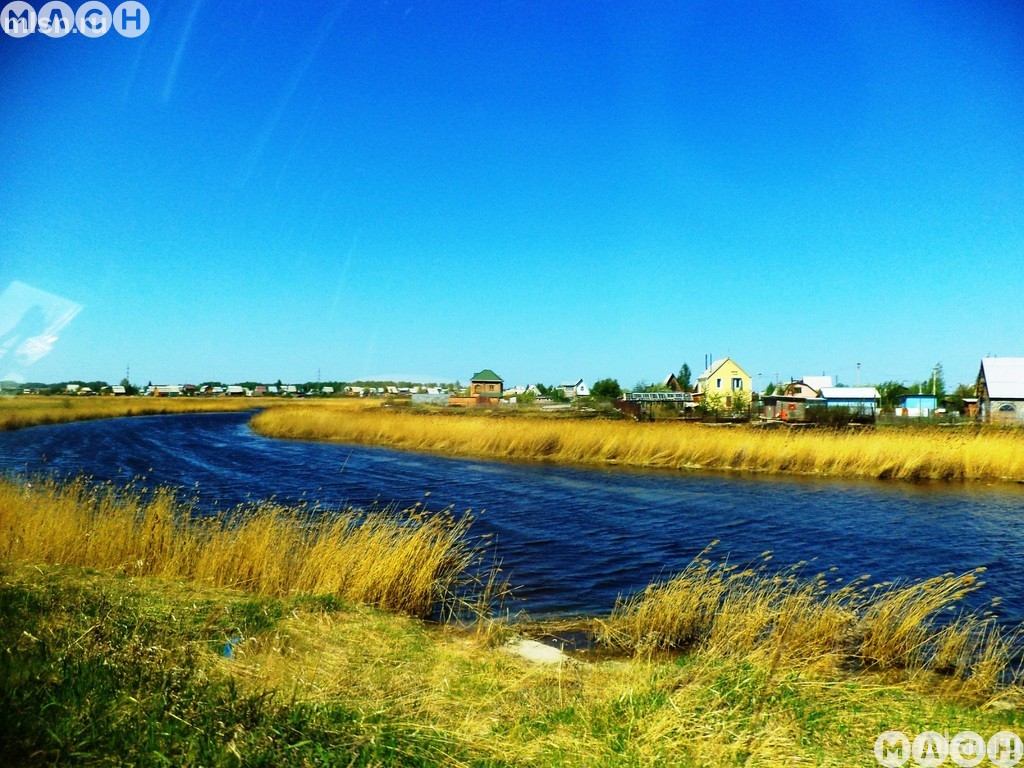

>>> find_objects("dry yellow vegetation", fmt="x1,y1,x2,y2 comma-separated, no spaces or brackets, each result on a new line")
0,476,481,618
0,394,258,431
594,545,1015,699
252,405,1024,484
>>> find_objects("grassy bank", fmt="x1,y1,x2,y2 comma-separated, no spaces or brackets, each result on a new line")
251,405,1024,484
0,394,260,431
3,564,1022,766
2,477,1023,765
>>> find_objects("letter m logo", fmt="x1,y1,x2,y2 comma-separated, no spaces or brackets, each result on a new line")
3,3,36,37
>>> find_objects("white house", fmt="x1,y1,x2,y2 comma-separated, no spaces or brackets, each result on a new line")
977,357,1024,423
560,379,590,398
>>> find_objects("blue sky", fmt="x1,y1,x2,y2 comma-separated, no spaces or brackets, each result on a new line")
2,1,1022,389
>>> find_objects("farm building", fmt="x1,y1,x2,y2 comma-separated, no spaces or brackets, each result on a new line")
977,358,1024,423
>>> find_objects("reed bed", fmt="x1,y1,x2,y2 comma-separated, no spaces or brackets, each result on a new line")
595,546,1018,695
0,476,483,618
0,394,258,431
252,405,1024,484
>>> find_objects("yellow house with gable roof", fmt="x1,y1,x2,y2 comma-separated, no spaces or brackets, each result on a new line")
696,358,752,409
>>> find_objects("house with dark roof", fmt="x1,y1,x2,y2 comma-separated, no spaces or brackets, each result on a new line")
977,358,1024,423
469,369,503,403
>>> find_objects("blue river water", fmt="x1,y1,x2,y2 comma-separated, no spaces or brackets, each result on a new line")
1,410,1023,619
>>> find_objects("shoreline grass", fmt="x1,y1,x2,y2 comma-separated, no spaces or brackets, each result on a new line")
2,477,1022,764
0,476,486,618
250,405,1024,485
0,394,260,431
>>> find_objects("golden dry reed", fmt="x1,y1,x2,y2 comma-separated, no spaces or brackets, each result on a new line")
0,476,478,618
251,405,1024,484
595,545,1017,694
0,394,257,431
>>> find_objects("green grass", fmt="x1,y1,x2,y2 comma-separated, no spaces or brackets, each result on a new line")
2,564,1022,767
0,565,490,767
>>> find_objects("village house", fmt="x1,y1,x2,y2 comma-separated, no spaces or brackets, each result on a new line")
560,379,590,399
895,393,938,418
761,378,827,421
695,358,752,410
449,369,504,407
469,369,503,402
663,373,682,392
977,357,1024,423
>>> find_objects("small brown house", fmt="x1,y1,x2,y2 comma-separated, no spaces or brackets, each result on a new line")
468,369,503,404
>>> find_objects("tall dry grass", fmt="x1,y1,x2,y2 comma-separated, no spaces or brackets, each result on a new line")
0,394,258,431
251,405,1024,484
0,476,485,618
595,546,1018,694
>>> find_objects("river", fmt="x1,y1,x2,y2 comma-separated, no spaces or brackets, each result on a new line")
1,410,1023,619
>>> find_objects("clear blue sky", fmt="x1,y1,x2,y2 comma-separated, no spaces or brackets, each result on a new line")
2,1,1022,389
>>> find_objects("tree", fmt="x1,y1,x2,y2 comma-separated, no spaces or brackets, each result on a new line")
944,383,975,415
678,363,692,392
701,391,725,417
763,382,776,397
876,380,909,412
119,377,139,396
591,378,623,400
730,389,751,416
929,362,946,398
518,389,537,405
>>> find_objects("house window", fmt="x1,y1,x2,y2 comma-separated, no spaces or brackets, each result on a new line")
999,404,1015,412
732,378,743,390
716,378,722,388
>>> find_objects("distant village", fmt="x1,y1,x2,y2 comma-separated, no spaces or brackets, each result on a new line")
9,356,1024,424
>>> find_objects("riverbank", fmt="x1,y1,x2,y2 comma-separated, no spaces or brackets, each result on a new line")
2,477,1022,765
6,563,1022,767
251,404,1024,485
0,394,260,431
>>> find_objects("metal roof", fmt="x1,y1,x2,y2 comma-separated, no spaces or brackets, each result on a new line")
802,375,833,391
979,358,1024,399
471,369,503,382
819,387,880,401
